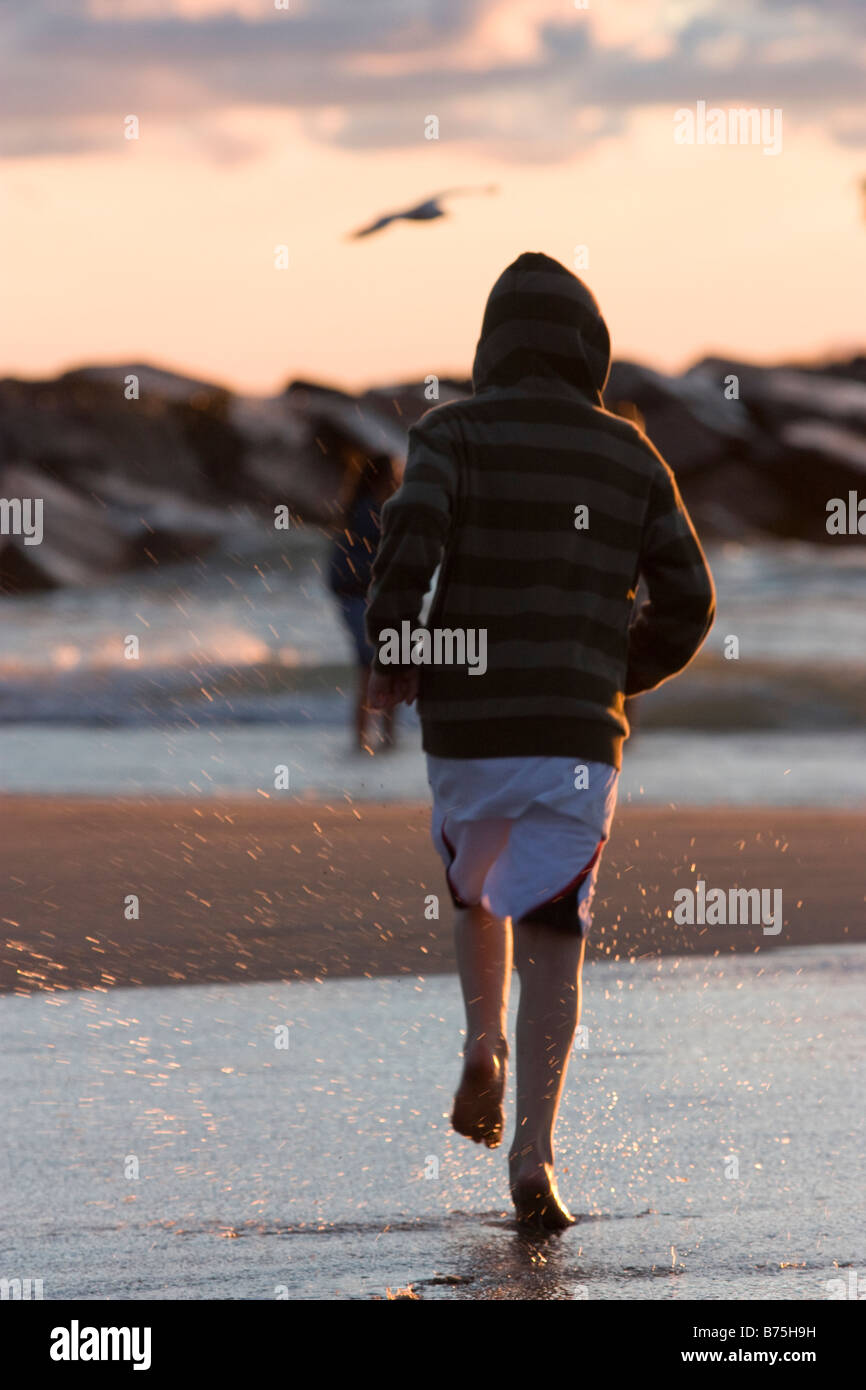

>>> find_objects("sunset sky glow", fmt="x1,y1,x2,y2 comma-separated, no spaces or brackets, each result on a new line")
2,0,864,392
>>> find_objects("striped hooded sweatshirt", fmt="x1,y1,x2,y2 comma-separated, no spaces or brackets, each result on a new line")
365,251,715,769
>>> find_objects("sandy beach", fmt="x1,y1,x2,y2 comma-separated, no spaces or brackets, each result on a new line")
3,797,862,994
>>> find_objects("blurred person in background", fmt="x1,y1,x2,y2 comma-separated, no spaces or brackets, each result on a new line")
328,451,399,752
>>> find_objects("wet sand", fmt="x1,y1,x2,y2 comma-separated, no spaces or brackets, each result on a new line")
2,798,863,993
3,948,864,1299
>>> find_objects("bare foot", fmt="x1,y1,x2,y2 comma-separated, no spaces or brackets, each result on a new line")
451,1038,507,1149
509,1149,576,1233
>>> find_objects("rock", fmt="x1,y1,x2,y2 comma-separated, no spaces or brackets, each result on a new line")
362,377,471,431
696,356,866,433
285,380,410,459
0,371,238,501
606,359,751,475
0,461,133,593
3,349,866,594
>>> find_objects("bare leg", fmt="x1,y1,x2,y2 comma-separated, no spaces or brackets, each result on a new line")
380,705,396,751
355,665,370,750
450,903,512,1148
509,922,585,1231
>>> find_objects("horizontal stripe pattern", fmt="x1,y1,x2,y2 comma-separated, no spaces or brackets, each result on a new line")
366,252,715,765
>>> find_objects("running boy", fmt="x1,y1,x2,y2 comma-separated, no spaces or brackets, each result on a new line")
365,252,715,1231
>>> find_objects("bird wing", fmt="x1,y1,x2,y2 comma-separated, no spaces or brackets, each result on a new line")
406,198,443,217
349,211,399,239
347,184,498,239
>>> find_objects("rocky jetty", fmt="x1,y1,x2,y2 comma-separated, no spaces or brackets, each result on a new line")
1,354,863,592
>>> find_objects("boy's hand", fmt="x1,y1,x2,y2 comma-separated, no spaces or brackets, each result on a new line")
368,668,419,709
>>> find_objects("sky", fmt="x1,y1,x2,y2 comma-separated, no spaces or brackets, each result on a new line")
1,0,864,393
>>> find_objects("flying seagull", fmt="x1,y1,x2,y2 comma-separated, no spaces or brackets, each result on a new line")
348,185,498,240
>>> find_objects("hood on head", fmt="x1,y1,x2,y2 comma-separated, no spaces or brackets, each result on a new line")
471,251,611,404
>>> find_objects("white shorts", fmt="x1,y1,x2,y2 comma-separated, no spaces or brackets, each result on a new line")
426,755,619,934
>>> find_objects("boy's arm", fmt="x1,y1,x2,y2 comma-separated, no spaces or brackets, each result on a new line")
625,455,715,696
365,413,457,673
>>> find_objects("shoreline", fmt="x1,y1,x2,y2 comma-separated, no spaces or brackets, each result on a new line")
2,798,863,995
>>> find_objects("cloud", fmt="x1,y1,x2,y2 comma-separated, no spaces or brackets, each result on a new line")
0,0,864,161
